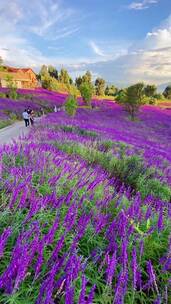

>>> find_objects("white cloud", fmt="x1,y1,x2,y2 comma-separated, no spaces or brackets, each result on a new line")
128,0,159,10
67,14,171,86
0,0,171,87
89,41,106,57
27,0,77,38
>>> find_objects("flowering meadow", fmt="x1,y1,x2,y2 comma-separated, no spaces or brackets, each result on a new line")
0,90,171,303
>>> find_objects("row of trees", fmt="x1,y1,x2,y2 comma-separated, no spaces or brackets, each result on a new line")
116,83,167,120
39,65,109,97
39,64,171,101
65,82,162,119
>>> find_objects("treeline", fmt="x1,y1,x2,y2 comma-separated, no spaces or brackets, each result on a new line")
38,64,171,101
38,65,118,98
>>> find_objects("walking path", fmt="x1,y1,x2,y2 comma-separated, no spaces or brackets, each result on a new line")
0,121,31,145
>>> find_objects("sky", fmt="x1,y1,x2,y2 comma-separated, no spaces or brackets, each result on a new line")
0,0,171,87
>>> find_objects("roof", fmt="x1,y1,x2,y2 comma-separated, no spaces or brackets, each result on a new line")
3,66,36,75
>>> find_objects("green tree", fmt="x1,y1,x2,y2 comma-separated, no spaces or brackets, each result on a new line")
65,95,78,116
154,93,164,100
144,84,157,97
48,65,58,80
39,65,48,77
115,89,127,103
82,71,92,85
80,83,93,106
75,76,83,89
59,68,71,84
5,75,18,99
105,85,118,96
0,56,3,66
41,74,53,90
163,86,171,99
105,85,110,96
95,78,106,96
121,83,145,120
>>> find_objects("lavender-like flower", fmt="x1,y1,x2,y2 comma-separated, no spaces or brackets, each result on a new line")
106,251,117,285
0,227,12,258
79,275,87,304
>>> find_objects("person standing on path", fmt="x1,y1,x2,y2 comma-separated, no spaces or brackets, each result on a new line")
30,110,35,126
22,110,30,127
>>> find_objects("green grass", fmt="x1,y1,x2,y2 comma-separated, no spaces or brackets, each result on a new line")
54,140,171,201
0,120,13,130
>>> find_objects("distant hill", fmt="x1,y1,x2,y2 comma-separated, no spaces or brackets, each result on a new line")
158,82,171,93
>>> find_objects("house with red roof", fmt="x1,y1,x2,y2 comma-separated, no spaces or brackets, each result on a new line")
0,66,38,89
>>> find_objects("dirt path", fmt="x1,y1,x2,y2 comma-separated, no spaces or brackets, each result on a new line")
0,121,30,145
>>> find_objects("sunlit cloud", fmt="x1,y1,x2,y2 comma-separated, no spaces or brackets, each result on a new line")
128,0,159,10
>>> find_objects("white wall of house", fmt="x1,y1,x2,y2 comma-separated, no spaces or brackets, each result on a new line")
0,79,8,87
0,79,22,88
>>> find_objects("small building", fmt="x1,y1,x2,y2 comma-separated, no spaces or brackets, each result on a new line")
0,67,38,89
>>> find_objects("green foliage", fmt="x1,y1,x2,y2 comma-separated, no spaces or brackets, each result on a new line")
0,120,12,129
75,76,83,89
95,78,106,96
48,65,58,80
0,92,6,98
0,56,3,65
41,74,53,90
105,85,118,96
4,75,18,100
143,96,157,105
115,89,127,103
163,85,171,99
59,125,98,138
38,183,52,196
65,95,78,116
75,71,92,89
59,68,71,85
54,140,171,201
82,71,92,85
153,93,165,100
119,83,145,120
39,65,48,77
144,84,157,97
80,82,93,105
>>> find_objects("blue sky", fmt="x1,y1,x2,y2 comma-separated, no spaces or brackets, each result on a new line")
0,0,171,86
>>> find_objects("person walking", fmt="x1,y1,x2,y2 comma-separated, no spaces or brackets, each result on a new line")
30,110,35,126
22,109,30,127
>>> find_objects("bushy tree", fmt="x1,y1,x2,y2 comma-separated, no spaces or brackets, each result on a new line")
144,84,157,97
163,86,171,99
59,68,71,85
48,65,58,80
115,89,127,103
40,65,48,77
154,93,164,100
105,85,110,96
105,85,118,96
75,76,83,89
5,75,18,99
41,74,53,90
82,71,92,85
0,56,3,66
65,95,78,116
80,83,93,105
95,78,106,96
120,83,145,120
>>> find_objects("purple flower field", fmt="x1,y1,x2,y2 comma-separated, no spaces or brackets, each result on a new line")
0,89,170,303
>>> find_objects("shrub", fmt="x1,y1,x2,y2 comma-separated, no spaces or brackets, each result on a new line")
0,92,6,98
65,95,78,116
80,83,93,106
